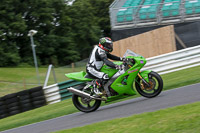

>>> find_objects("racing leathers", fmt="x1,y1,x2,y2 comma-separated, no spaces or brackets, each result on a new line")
86,45,122,80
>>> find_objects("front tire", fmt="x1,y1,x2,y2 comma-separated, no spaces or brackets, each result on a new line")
72,94,101,113
135,71,163,98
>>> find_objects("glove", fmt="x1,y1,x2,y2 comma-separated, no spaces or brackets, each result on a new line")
121,57,129,62
115,64,124,70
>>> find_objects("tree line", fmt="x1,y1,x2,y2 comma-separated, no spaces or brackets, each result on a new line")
0,0,113,67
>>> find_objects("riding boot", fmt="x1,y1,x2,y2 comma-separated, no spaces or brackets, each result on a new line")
93,79,103,96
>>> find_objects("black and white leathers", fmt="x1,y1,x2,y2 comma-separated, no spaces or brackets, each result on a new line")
86,45,121,79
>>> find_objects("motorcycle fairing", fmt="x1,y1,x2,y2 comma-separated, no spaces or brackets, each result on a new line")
65,71,93,82
139,70,152,82
110,56,147,96
65,62,122,82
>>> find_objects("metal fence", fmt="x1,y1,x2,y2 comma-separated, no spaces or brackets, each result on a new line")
142,44,200,75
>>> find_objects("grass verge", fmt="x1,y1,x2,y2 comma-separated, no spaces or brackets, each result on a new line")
161,66,200,90
0,67,84,97
0,66,199,131
55,101,200,133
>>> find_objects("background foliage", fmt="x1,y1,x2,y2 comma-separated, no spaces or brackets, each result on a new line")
0,0,114,67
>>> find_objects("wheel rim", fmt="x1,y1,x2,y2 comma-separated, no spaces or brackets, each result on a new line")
78,96,96,109
141,79,157,93
137,73,161,96
75,95,100,110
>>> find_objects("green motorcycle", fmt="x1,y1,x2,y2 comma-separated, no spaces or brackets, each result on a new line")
66,50,163,112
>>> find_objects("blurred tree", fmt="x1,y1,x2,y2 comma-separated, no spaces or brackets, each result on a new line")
67,0,102,58
0,0,114,67
22,0,82,65
88,0,114,37
0,0,26,66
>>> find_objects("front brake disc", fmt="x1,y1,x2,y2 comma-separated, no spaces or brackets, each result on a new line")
141,79,156,91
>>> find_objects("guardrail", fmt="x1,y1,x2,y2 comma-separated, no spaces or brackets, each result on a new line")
142,45,200,75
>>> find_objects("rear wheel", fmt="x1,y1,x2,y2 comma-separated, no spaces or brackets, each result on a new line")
72,94,101,113
135,71,163,98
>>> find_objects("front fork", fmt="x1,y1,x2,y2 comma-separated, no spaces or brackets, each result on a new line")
137,72,151,88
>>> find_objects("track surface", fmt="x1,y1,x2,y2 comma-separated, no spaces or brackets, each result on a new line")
1,83,200,133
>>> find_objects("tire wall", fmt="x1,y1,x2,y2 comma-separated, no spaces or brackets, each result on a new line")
0,80,84,119
0,86,46,119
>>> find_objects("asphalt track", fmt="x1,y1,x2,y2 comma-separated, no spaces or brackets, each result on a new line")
1,83,200,133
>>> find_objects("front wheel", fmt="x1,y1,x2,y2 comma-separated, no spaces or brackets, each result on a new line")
72,94,101,113
135,71,163,98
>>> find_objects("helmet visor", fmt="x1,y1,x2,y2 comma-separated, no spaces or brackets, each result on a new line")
105,42,113,52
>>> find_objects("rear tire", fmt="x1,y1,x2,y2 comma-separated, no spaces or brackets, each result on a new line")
135,71,163,98
72,94,101,113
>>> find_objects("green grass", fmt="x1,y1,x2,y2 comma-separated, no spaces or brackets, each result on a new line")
0,67,85,97
0,66,199,131
161,66,200,90
55,101,200,133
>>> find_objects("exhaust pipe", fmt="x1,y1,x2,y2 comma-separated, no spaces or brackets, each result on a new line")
67,87,106,101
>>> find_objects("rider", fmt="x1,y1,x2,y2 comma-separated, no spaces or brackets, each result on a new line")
86,37,125,96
